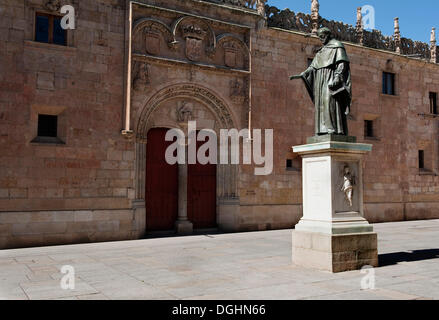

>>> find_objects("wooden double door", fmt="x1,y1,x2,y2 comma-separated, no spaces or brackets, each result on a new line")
145,128,216,231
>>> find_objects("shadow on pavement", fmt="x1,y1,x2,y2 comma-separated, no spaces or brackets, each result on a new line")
379,249,439,266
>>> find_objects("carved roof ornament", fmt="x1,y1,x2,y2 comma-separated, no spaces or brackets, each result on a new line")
266,4,432,61
394,18,401,54
256,0,266,17
44,0,61,12
431,28,437,63
311,0,320,35
356,7,364,45
202,0,265,14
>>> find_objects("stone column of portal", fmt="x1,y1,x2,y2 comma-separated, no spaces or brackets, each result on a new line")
175,137,193,235
292,138,378,273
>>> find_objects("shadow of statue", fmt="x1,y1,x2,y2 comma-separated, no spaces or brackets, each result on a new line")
379,249,439,267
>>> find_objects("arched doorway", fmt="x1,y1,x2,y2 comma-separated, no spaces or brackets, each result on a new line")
136,84,239,234
145,128,178,231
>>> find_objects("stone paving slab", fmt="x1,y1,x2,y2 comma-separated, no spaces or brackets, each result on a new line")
0,219,438,300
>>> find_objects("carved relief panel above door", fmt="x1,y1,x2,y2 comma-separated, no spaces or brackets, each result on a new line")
131,6,250,71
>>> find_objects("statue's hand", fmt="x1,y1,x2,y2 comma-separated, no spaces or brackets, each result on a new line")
289,74,303,80
328,76,342,89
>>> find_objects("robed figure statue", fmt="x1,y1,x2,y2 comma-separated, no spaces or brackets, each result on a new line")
290,27,352,136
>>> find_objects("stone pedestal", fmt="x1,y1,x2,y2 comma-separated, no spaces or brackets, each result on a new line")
292,140,378,273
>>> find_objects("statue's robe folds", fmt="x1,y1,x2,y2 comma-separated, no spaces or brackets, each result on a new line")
301,39,352,135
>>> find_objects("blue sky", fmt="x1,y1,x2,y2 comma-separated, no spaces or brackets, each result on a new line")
267,0,438,43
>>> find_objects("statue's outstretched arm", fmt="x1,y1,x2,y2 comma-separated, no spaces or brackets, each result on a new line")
290,66,314,81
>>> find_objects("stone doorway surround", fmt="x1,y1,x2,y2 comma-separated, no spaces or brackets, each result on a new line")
133,83,240,235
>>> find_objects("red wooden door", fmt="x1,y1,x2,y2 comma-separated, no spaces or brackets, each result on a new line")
187,137,217,229
145,128,178,231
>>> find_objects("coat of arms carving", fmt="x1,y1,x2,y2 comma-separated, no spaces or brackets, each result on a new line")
182,25,207,62
145,31,160,56
224,46,238,68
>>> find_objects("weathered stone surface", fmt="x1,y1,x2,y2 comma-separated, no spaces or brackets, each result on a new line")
292,230,378,273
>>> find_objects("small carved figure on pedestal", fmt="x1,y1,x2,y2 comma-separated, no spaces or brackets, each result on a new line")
341,165,355,207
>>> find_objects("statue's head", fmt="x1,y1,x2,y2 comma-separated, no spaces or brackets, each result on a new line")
317,27,332,45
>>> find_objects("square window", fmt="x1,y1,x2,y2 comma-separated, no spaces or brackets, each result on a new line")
35,15,49,43
364,120,375,138
430,92,438,115
38,114,58,137
35,13,67,46
419,150,425,170
364,120,374,138
382,72,395,95
286,158,301,171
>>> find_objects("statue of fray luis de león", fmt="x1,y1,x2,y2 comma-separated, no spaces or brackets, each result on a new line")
290,27,352,137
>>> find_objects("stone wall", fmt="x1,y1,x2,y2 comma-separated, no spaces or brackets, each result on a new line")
0,0,143,248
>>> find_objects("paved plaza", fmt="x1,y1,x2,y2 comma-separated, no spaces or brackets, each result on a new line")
1,219,439,300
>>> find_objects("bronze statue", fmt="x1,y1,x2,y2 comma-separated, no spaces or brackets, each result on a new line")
290,27,352,136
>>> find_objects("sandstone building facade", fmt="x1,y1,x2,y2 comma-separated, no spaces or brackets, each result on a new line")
0,0,438,249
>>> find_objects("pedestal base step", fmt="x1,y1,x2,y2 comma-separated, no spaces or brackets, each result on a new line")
292,230,378,273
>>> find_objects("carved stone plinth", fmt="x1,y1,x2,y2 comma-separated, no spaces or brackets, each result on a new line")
292,140,378,273
175,220,193,235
